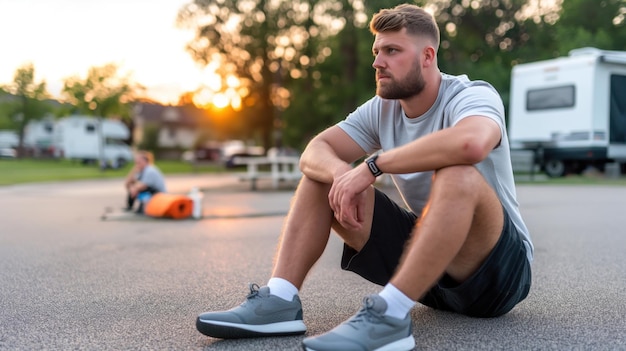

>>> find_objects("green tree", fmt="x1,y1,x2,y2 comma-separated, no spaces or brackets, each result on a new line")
428,1,527,98
0,87,12,129
62,63,141,120
177,0,583,150
138,123,160,154
282,0,371,149
1,63,50,157
554,0,626,54
177,0,354,151
420,0,570,113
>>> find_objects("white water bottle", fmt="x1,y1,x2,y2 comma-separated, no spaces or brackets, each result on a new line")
189,187,203,219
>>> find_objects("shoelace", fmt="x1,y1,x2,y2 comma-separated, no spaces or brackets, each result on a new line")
246,283,261,299
347,296,383,329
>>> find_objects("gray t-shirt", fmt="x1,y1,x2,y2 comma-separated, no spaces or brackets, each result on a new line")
138,164,167,193
337,73,533,262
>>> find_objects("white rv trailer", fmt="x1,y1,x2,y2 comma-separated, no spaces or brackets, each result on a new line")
0,130,18,158
0,130,18,149
508,47,626,177
52,115,133,168
23,117,55,155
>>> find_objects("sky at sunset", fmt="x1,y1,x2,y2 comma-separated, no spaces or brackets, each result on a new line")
0,0,208,105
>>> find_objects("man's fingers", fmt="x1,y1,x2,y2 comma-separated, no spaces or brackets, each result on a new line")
338,198,361,229
356,197,366,223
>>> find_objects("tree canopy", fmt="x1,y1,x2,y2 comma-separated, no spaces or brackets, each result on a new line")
0,63,51,157
177,0,626,150
555,0,626,54
62,63,142,120
177,0,357,150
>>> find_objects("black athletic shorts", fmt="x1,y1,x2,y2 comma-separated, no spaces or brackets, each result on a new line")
341,189,532,318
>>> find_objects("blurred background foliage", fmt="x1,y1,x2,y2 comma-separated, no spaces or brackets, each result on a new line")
176,0,626,150
2,0,625,153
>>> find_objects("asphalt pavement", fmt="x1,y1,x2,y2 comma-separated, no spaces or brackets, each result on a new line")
0,174,624,350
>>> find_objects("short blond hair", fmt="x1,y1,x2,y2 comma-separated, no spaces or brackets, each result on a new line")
370,4,440,49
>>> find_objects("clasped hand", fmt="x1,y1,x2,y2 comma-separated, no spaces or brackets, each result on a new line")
328,163,376,230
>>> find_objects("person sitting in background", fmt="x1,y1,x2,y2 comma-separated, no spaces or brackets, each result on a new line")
124,150,166,214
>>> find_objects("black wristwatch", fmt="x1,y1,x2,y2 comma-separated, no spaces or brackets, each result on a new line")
365,154,383,177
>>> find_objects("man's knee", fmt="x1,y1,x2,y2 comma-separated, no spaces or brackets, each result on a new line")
296,175,331,198
434,164,481,180
432,165,485,198
290,176,334,214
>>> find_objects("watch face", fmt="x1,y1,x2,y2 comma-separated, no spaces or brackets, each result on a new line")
367,157,382,176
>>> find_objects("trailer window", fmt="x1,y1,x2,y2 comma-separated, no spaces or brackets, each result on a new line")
526,85,575,111
85,124,96,133
609,74,626,143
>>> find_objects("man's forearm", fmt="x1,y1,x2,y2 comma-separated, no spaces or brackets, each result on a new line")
125,167,140,186
129,181,148,196
300,141,353,184
374,117,501,175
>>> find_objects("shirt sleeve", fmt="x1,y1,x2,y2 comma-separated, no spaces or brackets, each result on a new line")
140,167,159,188
336,96,383,154
447,85,505,130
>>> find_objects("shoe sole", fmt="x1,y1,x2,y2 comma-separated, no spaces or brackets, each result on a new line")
302,335,415,351
196,318,306,339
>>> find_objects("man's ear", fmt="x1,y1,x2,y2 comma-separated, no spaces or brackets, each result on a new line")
422,46,436,67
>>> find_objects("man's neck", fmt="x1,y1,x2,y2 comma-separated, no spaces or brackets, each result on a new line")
400,71,441,119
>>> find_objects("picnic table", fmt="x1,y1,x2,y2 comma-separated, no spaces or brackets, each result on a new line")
233,155,302,190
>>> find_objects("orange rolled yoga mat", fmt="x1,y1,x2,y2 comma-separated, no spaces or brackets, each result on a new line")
144,193,193,219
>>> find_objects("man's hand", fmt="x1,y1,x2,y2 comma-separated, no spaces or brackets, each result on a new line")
129,185,139,198
129,181,147,198
329,163,376,230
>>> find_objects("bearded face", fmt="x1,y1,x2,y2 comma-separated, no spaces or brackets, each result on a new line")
376,57,426,99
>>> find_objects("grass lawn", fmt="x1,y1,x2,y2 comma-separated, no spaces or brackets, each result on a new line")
0,158,227,186
1,158,625,187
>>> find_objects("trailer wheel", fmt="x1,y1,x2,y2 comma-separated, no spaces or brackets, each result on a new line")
544,159,566,178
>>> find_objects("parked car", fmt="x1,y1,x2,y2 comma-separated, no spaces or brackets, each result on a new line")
221,140,264,168
0,148,16,159
181,146,222,163
183,140,265,168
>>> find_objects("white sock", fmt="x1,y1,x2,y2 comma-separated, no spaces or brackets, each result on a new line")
267,277,299,301
378,283,416,319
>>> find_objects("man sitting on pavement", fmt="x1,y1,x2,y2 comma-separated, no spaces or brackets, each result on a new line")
124,150,166,214
195,4,533,351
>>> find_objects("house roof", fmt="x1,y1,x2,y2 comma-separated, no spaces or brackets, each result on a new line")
132,102,208,128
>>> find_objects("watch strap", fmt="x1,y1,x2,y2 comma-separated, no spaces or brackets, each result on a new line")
365,154,383,177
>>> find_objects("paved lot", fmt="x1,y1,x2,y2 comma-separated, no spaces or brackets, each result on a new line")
0,174,624,350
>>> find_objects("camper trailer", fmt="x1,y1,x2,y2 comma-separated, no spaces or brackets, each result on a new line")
53,115,133,168
0,130,18,158
24,118,55,156
0,130,18,149
508,48,626,177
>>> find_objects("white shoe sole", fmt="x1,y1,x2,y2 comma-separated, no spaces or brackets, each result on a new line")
304,335,415,351
199,318,306,334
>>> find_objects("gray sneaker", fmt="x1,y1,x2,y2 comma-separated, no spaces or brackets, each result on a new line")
196,283,306,339
302,294,414,351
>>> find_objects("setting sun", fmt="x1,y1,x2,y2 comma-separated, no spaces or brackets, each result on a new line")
212,94,230,109
192,66,244,110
